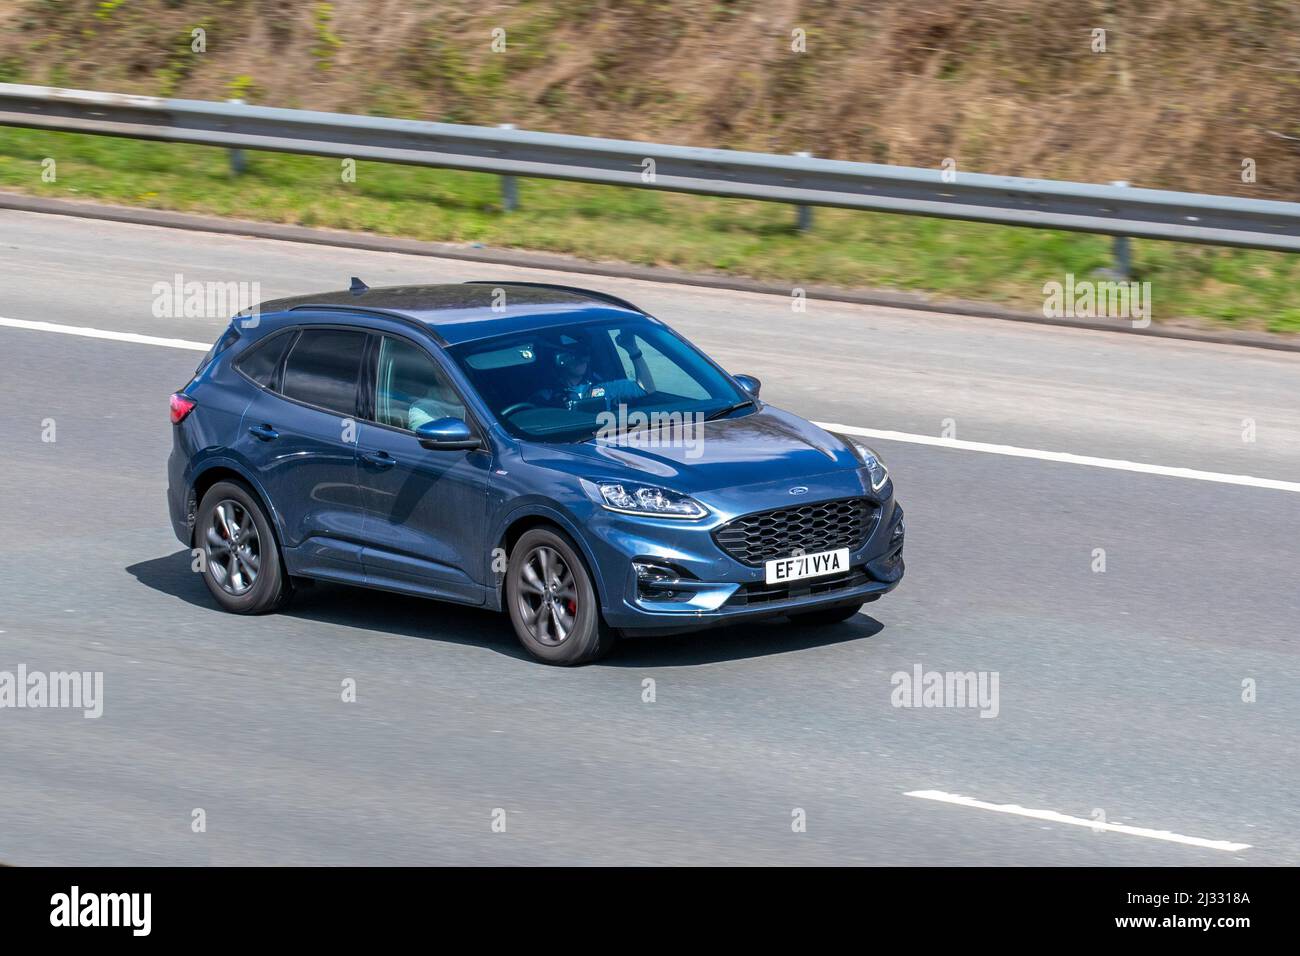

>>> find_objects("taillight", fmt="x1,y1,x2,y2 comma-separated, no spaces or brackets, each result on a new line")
170,393,196,425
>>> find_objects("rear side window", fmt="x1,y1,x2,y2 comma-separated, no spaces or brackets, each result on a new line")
280,329,367,415
236,332,294,388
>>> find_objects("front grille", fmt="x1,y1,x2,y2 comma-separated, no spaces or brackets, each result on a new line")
713,496,877,566
725,567,871,607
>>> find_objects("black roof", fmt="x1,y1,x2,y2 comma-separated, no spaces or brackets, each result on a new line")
253,281,648,344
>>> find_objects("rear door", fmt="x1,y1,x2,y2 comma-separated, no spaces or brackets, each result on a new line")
353,333,492,603
236,326,369,576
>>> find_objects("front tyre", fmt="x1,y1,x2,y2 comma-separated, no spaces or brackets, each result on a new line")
196,480,288,614
506,528,615,665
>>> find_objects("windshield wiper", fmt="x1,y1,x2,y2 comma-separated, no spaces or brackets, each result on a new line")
703,399,755,422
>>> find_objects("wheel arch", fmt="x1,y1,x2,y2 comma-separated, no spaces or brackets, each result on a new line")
490,506,609,614
189,460,285,552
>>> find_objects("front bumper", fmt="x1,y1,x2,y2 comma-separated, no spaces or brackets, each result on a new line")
617,566,902,636
589,476,905,634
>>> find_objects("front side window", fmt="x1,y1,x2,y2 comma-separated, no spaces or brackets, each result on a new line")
448,318,748,442
372,336,466,432
279,329,367,415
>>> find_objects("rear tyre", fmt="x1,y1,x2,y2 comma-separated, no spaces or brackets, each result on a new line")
196,480,288,614
506,528,615,665
789,601,865,625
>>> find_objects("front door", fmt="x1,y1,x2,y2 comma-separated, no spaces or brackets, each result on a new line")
354,334,492,603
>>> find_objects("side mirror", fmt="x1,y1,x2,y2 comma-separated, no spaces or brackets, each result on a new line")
732,374,762,398
416,417,482,451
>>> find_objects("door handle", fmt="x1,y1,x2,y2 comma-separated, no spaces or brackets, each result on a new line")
361,451,397,470
248,423,279,441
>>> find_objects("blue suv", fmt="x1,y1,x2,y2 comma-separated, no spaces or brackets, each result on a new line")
168,281,904,664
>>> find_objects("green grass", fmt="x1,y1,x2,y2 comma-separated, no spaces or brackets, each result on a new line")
3,127,1299,333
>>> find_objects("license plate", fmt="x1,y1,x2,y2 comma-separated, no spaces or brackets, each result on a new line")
765,548,850,585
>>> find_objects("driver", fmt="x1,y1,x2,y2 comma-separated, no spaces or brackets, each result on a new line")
530,339,650,410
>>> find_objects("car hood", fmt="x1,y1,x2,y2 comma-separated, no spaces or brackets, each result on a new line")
518,405,863,494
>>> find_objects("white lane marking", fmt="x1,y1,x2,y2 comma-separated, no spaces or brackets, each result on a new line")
0,315,210,351
905,790,1251,852
821,421,1300,495
1,315,1296,496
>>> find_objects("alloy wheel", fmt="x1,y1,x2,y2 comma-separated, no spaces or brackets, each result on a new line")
205,499,261,596
515,545,579,645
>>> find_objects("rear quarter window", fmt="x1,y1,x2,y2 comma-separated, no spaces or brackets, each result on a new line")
195,324,240,376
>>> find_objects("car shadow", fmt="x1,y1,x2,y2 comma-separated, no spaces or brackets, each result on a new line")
125,550,529,661
127,550,884,667
607,614,883,667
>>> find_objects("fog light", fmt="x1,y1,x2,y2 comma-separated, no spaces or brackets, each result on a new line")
633,561,692,602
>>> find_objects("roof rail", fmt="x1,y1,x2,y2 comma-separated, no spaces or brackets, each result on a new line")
462,280,648,316
283,304,449,345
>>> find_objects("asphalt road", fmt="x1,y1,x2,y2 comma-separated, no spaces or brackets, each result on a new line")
1,209,1297,865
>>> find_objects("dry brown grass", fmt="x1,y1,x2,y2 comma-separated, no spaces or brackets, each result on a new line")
2,0,1299,197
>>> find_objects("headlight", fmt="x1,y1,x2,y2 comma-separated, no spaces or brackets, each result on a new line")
582,479,708,519
836,434,890,493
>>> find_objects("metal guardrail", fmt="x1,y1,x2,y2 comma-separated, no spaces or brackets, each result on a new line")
2,82,1300,253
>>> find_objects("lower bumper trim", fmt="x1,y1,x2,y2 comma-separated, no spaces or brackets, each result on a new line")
723,567,871,607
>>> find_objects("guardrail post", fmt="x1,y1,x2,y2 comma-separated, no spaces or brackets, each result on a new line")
226,99,247,175
1109,180,1131,279
499,124,518,212
794,152,813,232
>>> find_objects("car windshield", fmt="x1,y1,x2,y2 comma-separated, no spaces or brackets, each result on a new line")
446,318,750,443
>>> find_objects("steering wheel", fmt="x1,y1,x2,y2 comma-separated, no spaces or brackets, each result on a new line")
499,401,538,418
